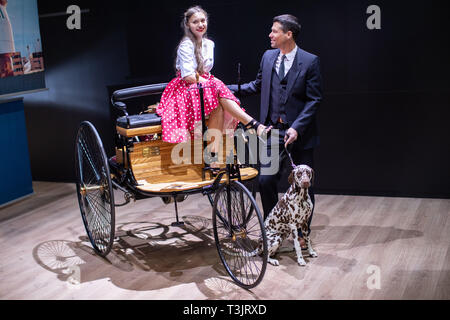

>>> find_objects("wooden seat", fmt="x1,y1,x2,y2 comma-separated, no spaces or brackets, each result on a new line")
116,124,162,137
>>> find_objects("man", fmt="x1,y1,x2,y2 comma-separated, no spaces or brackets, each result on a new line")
229,14,322,245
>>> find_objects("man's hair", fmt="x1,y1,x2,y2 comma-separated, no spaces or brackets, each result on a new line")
273,14,301,39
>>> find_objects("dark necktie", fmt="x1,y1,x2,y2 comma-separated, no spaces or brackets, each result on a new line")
278,55,286,79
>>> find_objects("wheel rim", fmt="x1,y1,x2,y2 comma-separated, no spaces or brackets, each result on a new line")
75,121,115,256
213,180,267,289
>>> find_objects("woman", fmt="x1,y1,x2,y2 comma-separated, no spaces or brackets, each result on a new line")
156,6,270,168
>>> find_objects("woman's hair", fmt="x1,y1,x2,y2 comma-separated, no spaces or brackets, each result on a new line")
177,6,209,75
273,14,301,40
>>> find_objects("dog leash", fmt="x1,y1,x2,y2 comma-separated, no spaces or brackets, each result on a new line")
280,142,297,169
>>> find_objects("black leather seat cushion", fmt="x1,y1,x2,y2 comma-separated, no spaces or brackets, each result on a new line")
116,113,161,129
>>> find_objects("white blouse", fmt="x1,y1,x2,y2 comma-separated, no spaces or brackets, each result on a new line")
175,38,214,78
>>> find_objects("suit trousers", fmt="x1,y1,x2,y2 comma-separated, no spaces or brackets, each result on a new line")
258,126,315,237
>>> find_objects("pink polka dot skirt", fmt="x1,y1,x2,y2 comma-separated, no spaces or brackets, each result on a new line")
156,73,242,143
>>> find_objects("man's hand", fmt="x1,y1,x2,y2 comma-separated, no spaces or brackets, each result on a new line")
284,127,298,149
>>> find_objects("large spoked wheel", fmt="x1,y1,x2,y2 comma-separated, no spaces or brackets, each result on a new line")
212,180,268,289
75,121,115,257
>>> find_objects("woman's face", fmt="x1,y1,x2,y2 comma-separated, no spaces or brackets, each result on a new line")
187,11,207,40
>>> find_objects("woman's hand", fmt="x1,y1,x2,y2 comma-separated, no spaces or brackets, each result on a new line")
183,73,208,84
183,74,197,84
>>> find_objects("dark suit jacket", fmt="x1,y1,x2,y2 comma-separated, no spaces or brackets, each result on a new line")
229,47,323,150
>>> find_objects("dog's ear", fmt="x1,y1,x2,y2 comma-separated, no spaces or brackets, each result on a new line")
310,168,315,186
288,170,294,185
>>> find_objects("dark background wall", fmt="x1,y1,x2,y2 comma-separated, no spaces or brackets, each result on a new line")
22,0,450,198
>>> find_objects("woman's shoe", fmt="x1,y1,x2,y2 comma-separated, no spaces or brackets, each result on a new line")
244,119,272,144
244,119,272,136
204,152,222,178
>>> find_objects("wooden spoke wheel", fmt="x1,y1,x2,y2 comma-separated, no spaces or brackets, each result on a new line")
75,121,115,257
212,180,268,289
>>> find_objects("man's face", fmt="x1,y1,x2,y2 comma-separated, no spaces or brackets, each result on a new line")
269,22,291,48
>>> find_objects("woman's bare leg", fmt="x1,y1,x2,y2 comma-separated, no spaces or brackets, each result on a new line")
206,105,224,168
219,97,270,135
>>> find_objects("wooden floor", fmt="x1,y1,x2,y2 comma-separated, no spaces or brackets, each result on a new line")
0,181,449,300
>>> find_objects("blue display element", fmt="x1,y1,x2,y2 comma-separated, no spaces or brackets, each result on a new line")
0,98,33,206
1,0,45,97
7,0,43,56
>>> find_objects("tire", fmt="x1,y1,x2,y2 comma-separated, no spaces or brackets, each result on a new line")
212,180,268,289
75,121,115,257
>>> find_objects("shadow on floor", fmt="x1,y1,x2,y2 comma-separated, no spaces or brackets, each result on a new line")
32,215,260,299
31,213,424,298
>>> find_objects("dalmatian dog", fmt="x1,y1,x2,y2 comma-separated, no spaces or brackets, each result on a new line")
264,164,318,266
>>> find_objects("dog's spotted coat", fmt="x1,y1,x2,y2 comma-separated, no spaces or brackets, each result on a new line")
263,164,318,266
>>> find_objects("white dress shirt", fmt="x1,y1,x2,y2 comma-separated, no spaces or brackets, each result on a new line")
275,45,298,76
176,37,214,78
